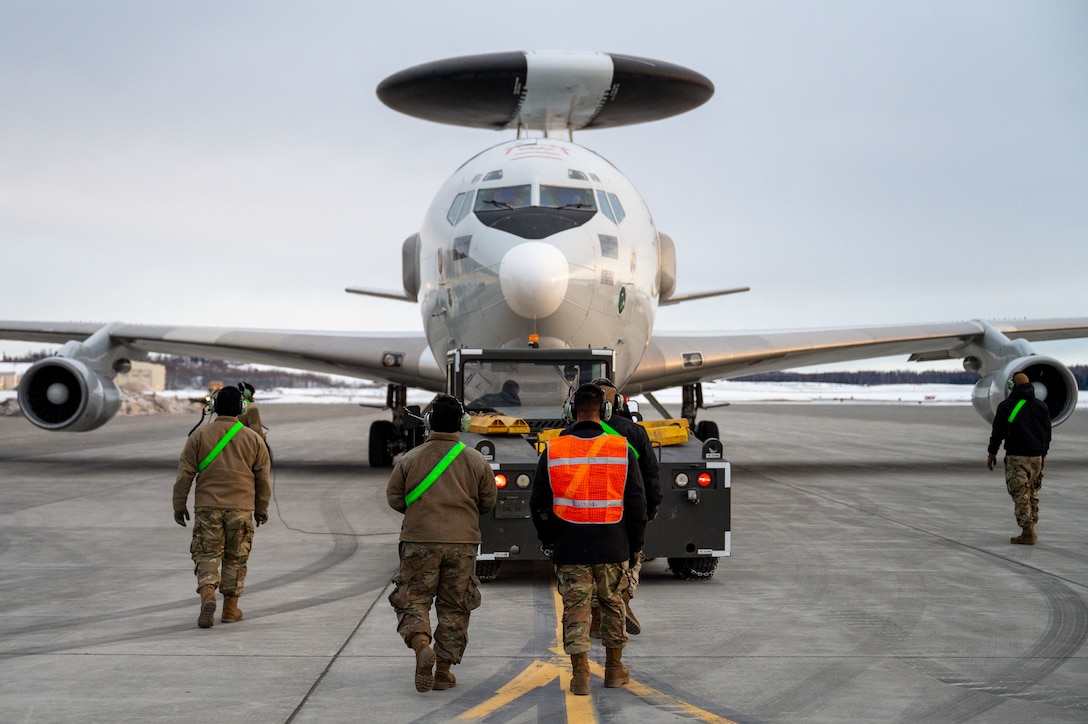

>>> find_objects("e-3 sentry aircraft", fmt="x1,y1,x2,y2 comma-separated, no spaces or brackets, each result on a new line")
3,51,1087,465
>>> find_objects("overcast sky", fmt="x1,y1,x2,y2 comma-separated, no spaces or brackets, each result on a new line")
2,1,1085,371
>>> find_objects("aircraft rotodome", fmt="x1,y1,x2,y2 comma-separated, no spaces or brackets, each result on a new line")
2,51,1086,464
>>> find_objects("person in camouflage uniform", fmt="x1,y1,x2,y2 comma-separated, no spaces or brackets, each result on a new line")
237,382,267,442
588,377,661,638
987,372,1052,544
174,384,271,628
386,394,497,693
530,383,646,696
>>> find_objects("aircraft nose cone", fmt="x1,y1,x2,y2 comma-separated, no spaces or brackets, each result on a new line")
499,242,569,318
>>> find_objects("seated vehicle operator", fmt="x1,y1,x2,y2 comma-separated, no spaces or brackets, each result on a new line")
469,379,521,410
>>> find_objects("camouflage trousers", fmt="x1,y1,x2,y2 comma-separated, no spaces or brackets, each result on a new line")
388,542,482,665
590,550,642,604
190,508,254,596
556,562,629,654
1004,455,1043,528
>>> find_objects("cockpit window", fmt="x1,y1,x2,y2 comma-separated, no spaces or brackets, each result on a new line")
596,190,616,223
568,170,588,180
475,185,531,211
539,186,595,210
446,192,475,225
447,192,466,225
482,170,503,181
607,192,626,223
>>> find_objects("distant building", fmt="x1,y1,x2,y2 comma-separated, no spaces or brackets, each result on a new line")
115,361,167,391
0,371,17,391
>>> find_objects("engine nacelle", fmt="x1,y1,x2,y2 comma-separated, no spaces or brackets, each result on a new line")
971,355,1078,427
17,357,122,432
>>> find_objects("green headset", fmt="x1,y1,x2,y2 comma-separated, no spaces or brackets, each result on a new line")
424,394,472,433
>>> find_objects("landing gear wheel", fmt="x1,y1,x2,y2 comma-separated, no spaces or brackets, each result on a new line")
368,420,395,468
695,420,719,442
667,557,718,580
475,560,500,582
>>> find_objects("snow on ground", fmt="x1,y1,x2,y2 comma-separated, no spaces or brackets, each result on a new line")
3,362,1087,417
0,380,1040,413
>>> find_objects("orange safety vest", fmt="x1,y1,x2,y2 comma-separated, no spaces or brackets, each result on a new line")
546,433,629,524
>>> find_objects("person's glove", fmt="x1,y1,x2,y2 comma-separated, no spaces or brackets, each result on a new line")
647,505,659,522
254,512,268,527
629,550,642,568
986,454,996,471
174,509,190,527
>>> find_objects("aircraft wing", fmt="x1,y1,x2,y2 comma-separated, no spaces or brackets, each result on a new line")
0,321,444,391
628,317,1088,393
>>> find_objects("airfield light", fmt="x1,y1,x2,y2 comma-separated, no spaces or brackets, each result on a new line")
697,472,713,487
515,474,532,489
494,473,508,489
528,334,539,348
674,472,689,488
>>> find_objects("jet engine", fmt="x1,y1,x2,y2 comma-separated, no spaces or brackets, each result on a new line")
970,355,1078,426
17,356,122,432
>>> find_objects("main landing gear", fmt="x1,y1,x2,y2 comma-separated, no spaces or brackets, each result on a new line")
368,384,423,468
682,383,720,442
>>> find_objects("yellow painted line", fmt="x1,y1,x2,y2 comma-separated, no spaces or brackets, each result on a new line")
456,580,739,724
456,660,561,718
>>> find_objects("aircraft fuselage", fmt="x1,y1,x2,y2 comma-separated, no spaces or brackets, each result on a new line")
416,138,660,384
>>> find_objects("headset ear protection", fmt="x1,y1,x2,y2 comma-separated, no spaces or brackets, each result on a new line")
563,393,612,422
208,389,247,416
424,394,472,433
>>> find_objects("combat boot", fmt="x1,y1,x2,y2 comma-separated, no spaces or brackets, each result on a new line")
604,647,630,688
221,595,243,623
433,660,456,690
197,585,217,629
623,589,641,635
570,652,590,696
589,605,601,639
1010,526,1036,545
410,633,435,693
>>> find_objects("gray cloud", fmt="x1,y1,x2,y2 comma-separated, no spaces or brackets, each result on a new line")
1,0,1085,369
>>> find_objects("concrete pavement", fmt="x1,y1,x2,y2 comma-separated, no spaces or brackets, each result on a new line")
1,401,1085,723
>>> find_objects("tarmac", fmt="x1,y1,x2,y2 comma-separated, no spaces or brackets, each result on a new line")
1,401,1085,723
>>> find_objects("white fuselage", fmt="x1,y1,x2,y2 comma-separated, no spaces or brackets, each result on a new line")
415,138,661,384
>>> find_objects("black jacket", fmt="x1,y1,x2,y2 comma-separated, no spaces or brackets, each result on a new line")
600,415,663,514
530,421,647,564
987,383,1052,457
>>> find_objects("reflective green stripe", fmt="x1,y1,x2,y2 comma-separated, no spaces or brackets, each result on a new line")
599,421,639,459
198,421,245,472
405,442,466,506
1008,399,1027,423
